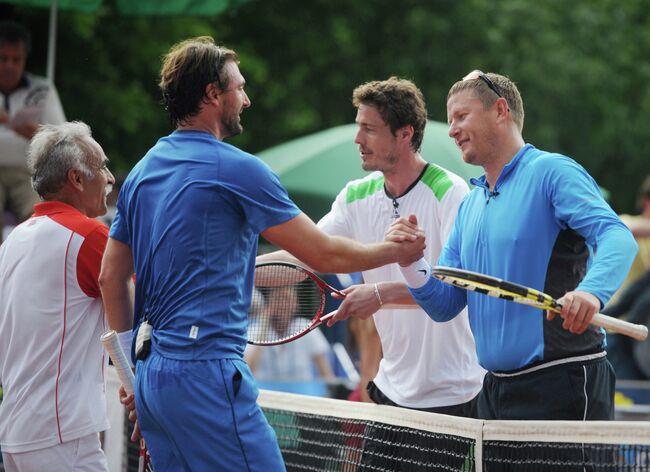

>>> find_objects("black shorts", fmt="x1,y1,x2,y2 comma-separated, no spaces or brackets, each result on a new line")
367,380,478,417
477,355,615,420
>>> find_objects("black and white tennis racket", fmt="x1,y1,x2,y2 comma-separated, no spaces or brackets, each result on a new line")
101,330,153,472
432,266,648,341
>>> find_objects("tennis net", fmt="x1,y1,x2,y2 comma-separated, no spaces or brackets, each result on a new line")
258,390,650,471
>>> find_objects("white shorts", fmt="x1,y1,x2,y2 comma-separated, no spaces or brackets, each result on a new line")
2,432,108,472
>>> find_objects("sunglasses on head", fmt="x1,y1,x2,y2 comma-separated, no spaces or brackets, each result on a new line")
463,70,502,98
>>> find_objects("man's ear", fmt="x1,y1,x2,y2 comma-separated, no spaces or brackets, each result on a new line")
67,169,84,191
496,97,510,119
205,82,220,104
398,125,414,143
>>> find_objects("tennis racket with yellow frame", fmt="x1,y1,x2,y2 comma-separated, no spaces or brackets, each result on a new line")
432,266,648,341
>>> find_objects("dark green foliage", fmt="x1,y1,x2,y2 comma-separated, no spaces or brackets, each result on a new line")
4,0,650,212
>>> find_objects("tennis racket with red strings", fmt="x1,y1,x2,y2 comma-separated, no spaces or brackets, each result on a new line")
248,262,345,346
431,266,648,341
249,262,407,346
101,330,153,472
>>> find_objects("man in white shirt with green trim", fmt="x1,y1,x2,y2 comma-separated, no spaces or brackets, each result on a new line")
320,77,484,418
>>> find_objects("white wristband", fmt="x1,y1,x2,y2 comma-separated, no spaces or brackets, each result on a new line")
116,330,134,368
399,258,431,289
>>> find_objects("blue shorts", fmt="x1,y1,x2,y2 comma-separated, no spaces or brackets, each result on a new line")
135,352,285,471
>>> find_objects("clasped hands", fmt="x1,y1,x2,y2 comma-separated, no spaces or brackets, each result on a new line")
326,215,424,326
386,214,426,266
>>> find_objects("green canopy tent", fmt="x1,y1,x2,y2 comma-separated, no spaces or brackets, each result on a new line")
258,120,482,221
2,0,245,80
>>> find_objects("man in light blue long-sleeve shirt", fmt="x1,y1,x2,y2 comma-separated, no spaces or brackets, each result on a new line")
395,71,637,421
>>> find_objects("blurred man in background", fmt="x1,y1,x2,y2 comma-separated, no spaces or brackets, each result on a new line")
245,287,335,384
616,175,650,292
0,20,66,242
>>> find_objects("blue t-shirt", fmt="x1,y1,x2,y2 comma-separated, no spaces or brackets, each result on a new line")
409,144,637,372
110,130,300,360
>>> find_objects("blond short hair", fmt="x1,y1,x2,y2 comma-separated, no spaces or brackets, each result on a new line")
448,72,525,132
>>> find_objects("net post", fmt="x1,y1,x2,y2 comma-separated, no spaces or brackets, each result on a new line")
475,421,484,472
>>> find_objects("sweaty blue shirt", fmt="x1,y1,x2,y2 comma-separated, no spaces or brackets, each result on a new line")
110,130,300,360
410,144,637,372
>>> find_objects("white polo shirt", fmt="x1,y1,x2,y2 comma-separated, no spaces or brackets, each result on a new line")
319,164,486,409
0,201,109,453
0,73,66,168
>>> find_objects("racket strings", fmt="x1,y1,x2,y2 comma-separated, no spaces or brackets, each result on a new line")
249,266,323,345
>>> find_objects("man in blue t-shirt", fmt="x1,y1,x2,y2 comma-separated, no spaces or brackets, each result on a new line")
390,71,637,421
98,37,425,471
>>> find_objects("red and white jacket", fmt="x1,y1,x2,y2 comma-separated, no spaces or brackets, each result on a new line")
0,201,109,453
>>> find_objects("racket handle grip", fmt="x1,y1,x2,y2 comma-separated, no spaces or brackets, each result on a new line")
101,330,136,394
592,313,648,341
138,442,146,472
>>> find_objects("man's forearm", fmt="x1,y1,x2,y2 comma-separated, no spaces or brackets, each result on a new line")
261,213,424,275
99,238,136,332
305,238,415,274
101,279,134,332
375,281,418,306
399,260,467,322
577,225,638,305
257,243,398,276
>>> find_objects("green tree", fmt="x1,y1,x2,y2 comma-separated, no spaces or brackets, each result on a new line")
5,0,650,211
